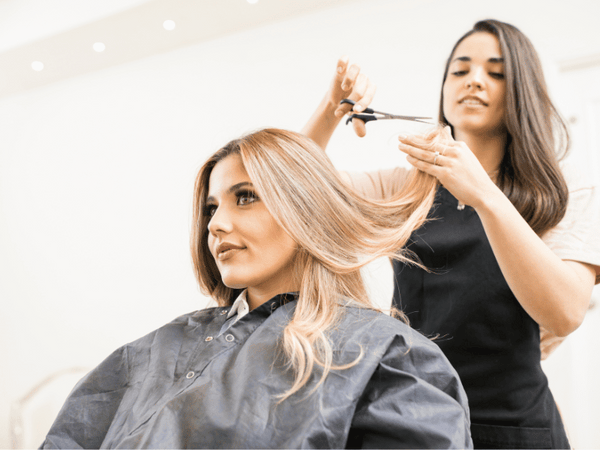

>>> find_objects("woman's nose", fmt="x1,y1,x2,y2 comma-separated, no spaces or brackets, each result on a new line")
208,206,233,236
465,67,484,90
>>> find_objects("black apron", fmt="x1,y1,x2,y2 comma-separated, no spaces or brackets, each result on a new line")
393,186,570,449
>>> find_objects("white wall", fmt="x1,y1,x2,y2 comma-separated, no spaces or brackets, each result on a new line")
2,0,600,447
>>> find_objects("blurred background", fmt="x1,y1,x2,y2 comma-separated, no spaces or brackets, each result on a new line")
1,0,599,448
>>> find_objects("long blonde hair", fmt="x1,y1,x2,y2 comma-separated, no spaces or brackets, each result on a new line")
191,128,436,399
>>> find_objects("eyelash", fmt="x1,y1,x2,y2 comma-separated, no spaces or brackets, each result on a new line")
450,70,504,79
204,204,217,217
236,189,258,206
204,189,259,217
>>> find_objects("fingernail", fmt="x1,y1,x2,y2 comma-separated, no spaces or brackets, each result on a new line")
342,84,349,90
337,66,344,73
397,133,408,140
354,104,364,112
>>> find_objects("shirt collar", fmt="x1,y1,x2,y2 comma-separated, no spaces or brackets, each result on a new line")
227,290,250,321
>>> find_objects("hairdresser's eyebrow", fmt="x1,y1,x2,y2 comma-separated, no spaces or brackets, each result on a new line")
206,181,253,203
451,56,504,64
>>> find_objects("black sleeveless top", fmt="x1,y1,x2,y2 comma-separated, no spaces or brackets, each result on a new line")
393,186,569,449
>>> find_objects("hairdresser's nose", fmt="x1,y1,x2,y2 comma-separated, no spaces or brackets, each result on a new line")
466,66,484,90
208,205,233,237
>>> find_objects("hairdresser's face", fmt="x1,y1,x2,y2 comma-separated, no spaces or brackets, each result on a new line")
443,32,506,139
206,154,298,305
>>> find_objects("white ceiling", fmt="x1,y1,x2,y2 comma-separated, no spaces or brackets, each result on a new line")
0,0,362,99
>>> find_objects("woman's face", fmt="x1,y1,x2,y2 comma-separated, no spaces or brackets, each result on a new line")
442,32,507,139
206,153,298,304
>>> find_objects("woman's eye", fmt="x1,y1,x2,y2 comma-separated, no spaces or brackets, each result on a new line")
205,205,217,217
490,72,505,79
237,190,258,206
451,70,467,76
238,192,257,206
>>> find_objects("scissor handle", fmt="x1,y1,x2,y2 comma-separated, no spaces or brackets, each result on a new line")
340,99,374,114
345,114,378,125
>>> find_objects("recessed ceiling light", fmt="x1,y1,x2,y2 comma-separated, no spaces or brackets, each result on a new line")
163,20,176,31
93,42,106,52
31,61,44,71
247,0,259,3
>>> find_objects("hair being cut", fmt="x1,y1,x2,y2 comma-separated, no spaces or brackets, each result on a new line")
191,128,437,399
438,19,569,235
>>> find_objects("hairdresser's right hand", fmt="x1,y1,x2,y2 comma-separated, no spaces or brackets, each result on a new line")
330,56,376,138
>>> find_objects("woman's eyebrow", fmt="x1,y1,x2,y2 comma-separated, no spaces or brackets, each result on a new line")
228,181,253,193
206,181,254,203
451,56,504,63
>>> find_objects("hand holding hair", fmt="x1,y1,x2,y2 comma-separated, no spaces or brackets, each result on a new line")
398,126,500,211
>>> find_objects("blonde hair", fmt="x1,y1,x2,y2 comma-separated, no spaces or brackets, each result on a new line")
191,128,437,399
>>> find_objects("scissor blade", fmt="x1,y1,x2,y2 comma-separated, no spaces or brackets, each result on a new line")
379,113,432,122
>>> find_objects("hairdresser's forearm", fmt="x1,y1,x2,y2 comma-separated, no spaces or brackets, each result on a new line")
301,94,342,151
475,190,595,337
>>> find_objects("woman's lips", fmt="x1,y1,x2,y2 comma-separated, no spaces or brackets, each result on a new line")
460,96,487,106
215,243,246,261
217,247,244,261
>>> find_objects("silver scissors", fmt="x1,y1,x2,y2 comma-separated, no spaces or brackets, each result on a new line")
341,99,432,125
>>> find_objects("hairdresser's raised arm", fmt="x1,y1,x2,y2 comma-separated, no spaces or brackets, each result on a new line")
301,57,376,150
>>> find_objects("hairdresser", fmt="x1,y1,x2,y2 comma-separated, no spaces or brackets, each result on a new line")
302,19,600,449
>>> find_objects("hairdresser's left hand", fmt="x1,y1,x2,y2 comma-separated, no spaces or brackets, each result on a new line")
397,127,500,210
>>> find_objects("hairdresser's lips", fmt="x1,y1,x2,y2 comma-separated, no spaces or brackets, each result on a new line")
459,95,488,107
215,242,246,262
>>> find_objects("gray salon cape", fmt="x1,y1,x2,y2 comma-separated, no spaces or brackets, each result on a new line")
41,293,472,449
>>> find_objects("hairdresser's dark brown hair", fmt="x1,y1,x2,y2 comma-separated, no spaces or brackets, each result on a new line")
438,19,569,235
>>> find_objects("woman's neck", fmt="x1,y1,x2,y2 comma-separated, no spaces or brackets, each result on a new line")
455,129,507,175
246,277,300,311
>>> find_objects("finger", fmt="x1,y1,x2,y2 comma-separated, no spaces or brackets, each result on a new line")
342,63,360,91
335,99,355,118
333,57,351,118
398,133,435,147
345,73,368,114
398,141,446,164
335,65,362,118
399,135,455,155
353,78,376,113
398,136,437,154
441,125,454,141
350,73,368,100
405,155,442,177
400,126,454,146
352,118,367,137
335,56,349,83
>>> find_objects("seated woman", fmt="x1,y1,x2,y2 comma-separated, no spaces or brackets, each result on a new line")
41,128,471,449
